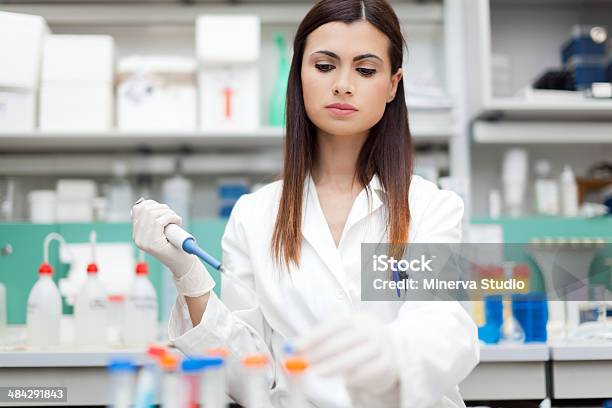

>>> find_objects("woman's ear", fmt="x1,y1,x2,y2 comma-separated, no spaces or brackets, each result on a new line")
387,67,403,103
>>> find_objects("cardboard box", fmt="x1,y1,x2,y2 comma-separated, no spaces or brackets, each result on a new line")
39,83,113,131
0,89,36,131
0,11,49,89
196,15,260,65
42,35,115,83
117,56,197,131
198,67,259,131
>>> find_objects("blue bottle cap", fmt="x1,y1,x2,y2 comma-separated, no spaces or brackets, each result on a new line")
181,358,205,373
107,359,136,373
201,357,225,369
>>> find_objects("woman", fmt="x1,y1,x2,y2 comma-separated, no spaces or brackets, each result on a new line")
132,0,479,407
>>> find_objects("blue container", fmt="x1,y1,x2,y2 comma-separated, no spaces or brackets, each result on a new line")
478,295,504,344
607,57,612,82
512,293,548,343
562,26,607,65
217,180,249,218
566,56,607,90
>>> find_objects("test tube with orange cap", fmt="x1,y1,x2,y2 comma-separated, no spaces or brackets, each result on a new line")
160,353,182,408
283,356,310,408
242,353,272,408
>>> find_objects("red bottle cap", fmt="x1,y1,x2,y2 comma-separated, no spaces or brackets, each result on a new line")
38,263,53,275
135,262,148,275
147,345,166,360
87,263,98,274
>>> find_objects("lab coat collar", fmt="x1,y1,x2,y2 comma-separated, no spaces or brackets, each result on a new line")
301,172,386,293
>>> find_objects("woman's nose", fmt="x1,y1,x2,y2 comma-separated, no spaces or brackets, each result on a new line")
332,68,354,95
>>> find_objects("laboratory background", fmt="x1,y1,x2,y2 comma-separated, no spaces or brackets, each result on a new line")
0,0,612,407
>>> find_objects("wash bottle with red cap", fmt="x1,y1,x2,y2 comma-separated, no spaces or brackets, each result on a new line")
123,251,158,345
74,231,108,346
26,232,69,347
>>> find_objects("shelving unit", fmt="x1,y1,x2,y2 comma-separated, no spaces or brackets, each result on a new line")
464,0,612,216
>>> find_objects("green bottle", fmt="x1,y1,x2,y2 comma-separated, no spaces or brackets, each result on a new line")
268,33,290,127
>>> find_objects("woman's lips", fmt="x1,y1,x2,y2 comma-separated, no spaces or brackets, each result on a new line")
325,103,357,116
326,107,358,117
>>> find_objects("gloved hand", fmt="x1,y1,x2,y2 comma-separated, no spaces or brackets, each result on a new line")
131,198,215,297
294,313,400,395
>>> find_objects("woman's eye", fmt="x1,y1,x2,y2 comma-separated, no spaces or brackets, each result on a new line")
357,67,376,77
315,63,334,72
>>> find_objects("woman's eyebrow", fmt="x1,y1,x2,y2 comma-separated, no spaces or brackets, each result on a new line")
311,50,382,62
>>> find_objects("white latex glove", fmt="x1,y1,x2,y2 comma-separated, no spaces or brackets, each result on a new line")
131,198,215,297
294,313,400,395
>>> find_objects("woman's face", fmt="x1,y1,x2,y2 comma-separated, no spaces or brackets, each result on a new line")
301,20,403,138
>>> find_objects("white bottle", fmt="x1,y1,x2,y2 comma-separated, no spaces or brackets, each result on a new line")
123,262,158,346
74,263,108,346
502,149,528,217
27,263,61,347
534,160,559,216
0,281,6,343
106,161,133,222
560,165,579,217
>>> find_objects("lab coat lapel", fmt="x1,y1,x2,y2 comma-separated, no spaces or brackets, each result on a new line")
341,174,385,238
300,174,386,293
301,174,345,280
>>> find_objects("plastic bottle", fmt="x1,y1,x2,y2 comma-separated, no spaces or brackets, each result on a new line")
283,356,309,408
502,149,528,217
199,357,226,408
242,354,272,408
0,281,6,343
107,359,136,408
107,160,133,222
534,160,559,215
160,353,182,408
268,33,290,127
74,262,108,346
123,261,158,346
27,263,62,347
560,165,579,217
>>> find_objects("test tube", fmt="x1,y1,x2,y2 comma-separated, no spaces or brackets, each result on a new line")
199,356,226,408
160,353,182,408
283,357,309,408
242,354,271,408
134,345,166,408
107,359,136,408
181,359,205,408
205,348,230,406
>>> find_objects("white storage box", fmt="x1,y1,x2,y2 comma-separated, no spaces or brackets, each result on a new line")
199,67,259,131
196,15,260,65
0,89,36,131
0,11,49,89
117,56,197,131
42,35,115,83
39,83,113,131
56,179,97,201
55,201,94,223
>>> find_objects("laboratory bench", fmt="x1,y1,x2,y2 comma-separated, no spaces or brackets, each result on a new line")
1,338,612,406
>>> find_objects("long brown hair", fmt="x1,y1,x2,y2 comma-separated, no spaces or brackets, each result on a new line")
272,0,414,269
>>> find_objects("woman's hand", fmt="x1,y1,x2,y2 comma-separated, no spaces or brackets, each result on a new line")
131,199,215,297
294,313,400,395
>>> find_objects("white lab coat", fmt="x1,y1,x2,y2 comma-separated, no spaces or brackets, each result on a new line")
168,173,480,408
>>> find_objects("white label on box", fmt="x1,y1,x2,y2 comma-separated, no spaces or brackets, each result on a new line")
199,67,259,131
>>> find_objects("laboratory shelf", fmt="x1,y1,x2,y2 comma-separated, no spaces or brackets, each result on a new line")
0,2,443,26
477,99,612,121
550,342,612,361
0,124,453,153
473,121,612,144
479,343,550,362
0,347,151,368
